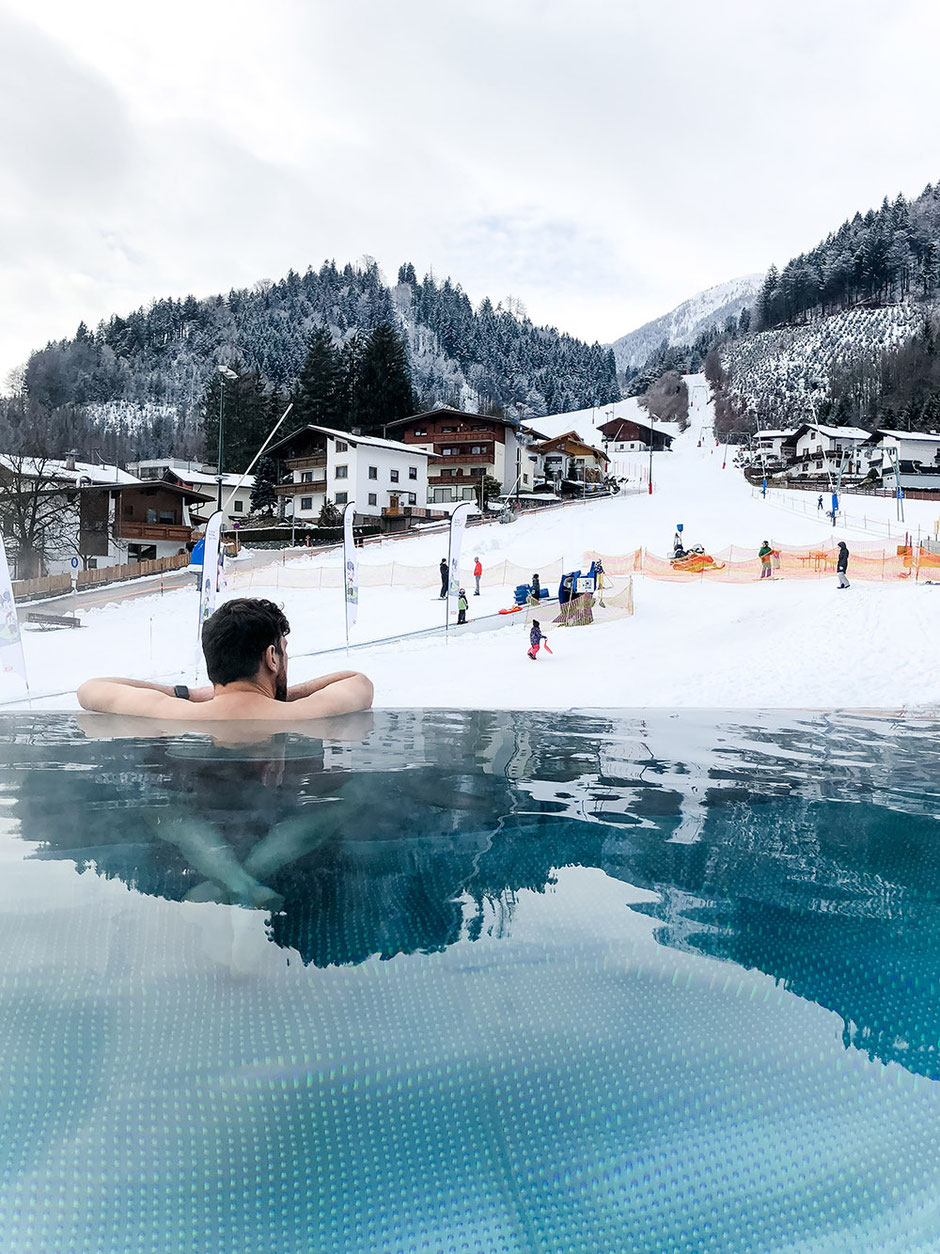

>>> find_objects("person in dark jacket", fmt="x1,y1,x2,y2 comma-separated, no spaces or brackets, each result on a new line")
528,620,547,660
457,588,468,624
439,558,449,599
758,540,773,579
836,541,850,588
529,573,541,605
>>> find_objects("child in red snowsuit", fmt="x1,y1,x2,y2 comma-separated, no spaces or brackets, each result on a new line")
528,620,547,660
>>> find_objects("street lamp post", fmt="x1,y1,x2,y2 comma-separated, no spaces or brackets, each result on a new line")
647,426,654,494
217,365,238,511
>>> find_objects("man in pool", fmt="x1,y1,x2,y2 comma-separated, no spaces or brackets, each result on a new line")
77,598,373,721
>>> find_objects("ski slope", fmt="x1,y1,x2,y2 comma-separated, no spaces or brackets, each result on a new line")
5,374,940,713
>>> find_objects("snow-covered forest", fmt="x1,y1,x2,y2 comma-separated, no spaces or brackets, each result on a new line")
14,259,620,462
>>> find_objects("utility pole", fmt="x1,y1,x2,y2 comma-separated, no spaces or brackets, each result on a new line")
217,365,238,511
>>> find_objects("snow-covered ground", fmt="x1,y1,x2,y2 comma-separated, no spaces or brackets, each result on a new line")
5,375,939,713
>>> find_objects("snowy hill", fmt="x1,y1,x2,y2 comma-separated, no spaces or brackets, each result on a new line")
720,304,924,426
611,275,763,373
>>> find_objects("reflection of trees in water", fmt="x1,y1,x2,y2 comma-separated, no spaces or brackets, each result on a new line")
7,710,940,1080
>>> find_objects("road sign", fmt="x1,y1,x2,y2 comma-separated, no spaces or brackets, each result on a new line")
70,558,79,569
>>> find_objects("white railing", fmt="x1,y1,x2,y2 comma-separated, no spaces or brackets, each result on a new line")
753,486,908,539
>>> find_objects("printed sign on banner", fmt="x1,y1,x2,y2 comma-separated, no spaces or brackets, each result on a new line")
0,535,27,690
447,502,473,620
196,511,225,645
343,501,358,636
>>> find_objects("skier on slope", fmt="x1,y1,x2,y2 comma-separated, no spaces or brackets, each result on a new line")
457,588,469,624
528,619,548,660
758,540,774,580
439,558,449,599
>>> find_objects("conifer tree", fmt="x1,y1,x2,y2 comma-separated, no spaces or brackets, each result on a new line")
351,323,416,433
249,455,279,514
291,327,343,429
201,362,268,473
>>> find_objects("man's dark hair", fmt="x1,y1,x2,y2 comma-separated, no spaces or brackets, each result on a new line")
202,598,290,686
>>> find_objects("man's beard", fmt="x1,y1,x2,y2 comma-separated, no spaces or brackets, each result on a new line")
275,676,287,702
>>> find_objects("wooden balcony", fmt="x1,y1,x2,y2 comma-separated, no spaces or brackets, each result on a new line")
284,455,327,470
276,481,327,496
435,451,494,465
116,521,191,543
430,472,487,485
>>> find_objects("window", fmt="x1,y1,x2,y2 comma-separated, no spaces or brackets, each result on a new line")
408,493,417,505
443,468,458,477
300,496,313,511
335,441,348,452
368,493,377,506
408,466,417,480
441,447,459,456
470,467,485,477
413,428,427,437
390,469,399,483
234,499,243,512
441,426,457,433
146,509,157,523
335,465,348,479
159,511,175,524
368,466,377,479
302,471,313,483
335,491,348,505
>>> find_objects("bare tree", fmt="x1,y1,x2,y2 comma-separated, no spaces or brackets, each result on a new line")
0,457,93,578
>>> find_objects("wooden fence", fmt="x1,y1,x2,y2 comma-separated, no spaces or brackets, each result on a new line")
12,553,191,602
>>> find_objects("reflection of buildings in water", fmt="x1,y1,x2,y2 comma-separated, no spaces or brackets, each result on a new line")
6,709,940,1082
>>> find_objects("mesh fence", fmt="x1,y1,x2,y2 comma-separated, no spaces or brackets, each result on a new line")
228,542,935,594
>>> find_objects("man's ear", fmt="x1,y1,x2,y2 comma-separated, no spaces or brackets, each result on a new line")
263,643,280,674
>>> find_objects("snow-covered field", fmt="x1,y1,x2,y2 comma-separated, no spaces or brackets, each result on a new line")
5,375,939,713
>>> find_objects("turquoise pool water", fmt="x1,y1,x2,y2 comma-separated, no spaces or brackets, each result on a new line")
1,709,940,1251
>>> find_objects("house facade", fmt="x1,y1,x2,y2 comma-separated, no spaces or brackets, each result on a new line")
267,425,433,523
382,409,532,504
864,429,940,491
781,425,873,479
527,432,609,491
751,429,799,467
0,455,208,576
596,415,674,453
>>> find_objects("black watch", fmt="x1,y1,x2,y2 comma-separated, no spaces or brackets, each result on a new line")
173,684,191,701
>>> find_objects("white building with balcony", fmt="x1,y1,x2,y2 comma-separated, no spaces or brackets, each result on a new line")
267,425,434,523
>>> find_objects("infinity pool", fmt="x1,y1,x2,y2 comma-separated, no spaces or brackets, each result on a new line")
1,709,940,1251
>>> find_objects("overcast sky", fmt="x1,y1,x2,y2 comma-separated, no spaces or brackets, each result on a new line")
1,0,938,387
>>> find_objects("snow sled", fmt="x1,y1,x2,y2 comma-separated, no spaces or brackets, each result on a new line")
498,605,524,615
670,548,725,573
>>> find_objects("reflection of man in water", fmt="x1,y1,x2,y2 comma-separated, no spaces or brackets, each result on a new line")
78,597,373,721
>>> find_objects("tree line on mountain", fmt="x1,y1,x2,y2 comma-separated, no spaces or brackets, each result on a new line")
755,184,940,331
13,259,620,467
626,306,752,398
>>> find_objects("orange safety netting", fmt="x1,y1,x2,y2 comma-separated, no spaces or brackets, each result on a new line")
227,543,937,593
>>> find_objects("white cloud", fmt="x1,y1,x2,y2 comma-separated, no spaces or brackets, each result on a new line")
1,0,939,387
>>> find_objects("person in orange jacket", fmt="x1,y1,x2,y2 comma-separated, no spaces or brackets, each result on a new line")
473,556,482,595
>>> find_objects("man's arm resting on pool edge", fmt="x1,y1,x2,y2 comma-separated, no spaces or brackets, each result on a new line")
76,672,374,716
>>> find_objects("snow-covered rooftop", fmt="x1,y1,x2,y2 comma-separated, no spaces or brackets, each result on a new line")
0,455,141,486
171,469,256,489
803,425,872,442
875,429,940,443
273,425,436,457
754,429,799,439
